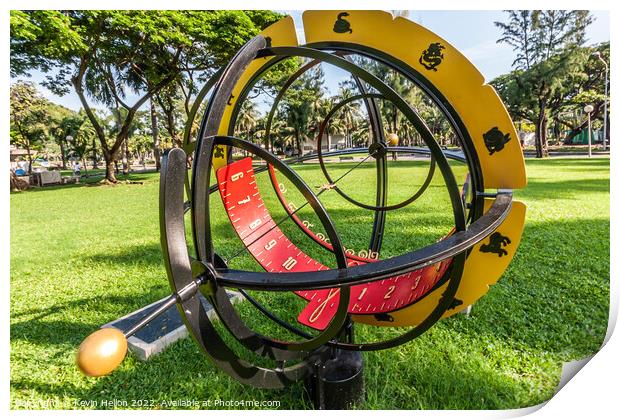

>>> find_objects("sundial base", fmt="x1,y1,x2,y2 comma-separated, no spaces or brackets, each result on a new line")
103,291,243,361
305,349,365,409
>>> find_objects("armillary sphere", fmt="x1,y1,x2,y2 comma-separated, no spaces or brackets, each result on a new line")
77,11,527,409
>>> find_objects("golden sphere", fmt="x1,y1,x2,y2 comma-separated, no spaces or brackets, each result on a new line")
387,133,399,146
77,328,127,377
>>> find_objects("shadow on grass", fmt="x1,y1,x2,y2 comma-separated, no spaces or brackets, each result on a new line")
519,177,610,200
446,217,609,359
9,328,553,409
84,242,164,269
11,287,168,347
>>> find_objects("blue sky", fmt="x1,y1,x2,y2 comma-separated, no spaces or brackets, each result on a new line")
14,10,610,111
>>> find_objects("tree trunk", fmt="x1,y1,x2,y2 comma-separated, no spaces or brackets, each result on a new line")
535,103,549,158
151,99,161,171
103,145,123,183
82,156,89,178
295,128,302,157
122,137,130,175
59,139,67,169
92,138,98,169
11,171,29,191
105,154,117,183
25,142,33,174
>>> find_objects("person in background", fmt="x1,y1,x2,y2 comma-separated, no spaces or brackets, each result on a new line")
73,161,81,177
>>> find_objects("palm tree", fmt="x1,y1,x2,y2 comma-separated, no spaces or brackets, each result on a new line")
333,85,364,148
236,100,260,141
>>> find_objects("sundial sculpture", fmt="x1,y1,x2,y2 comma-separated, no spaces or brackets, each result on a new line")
77,11,527,409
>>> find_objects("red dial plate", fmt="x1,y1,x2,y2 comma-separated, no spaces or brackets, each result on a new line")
217,158,450,330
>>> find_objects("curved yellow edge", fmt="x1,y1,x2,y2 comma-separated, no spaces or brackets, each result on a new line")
353,199,526,327
302,10,526,190
213,15,299,171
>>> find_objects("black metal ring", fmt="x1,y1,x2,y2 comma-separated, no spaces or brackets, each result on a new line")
315,93,436,212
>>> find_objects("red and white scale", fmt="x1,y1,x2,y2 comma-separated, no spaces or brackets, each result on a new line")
217,158,450,330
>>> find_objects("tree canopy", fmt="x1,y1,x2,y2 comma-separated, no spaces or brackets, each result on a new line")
10,10,282,182
493,10,598,157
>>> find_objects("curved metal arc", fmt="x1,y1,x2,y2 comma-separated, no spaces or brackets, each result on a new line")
189,37,338,358
193,35,267,265
161,148,313,388
186,42,488,355
213,191,512,291
179,69,224,229
263,58,324,152
182,68,225,149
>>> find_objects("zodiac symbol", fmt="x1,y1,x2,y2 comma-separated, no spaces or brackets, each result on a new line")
480,232,511,257
483,127,511,155
374,313,394,322
333,12,353,34
448,297,463,310
214,146,225,159
419,42,445,71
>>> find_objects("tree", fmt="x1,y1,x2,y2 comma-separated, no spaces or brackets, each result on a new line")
11,10,281,182
236,100,261,141
553,42,609,143
494,10,593,157
10,81,49,172
280,66,326,156
49,104,83,169
155,85,185,148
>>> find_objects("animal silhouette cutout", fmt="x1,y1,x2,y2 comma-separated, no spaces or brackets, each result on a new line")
483,127,511,155
333,12,353,34
419,42,445,71
374,313,394,322
214,146,225,159
480,232,511,257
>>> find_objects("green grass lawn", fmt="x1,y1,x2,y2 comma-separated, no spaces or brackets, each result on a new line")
10,157,609,409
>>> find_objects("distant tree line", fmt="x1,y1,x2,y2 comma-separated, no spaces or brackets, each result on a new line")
11,9,608,174
492,10,609,157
